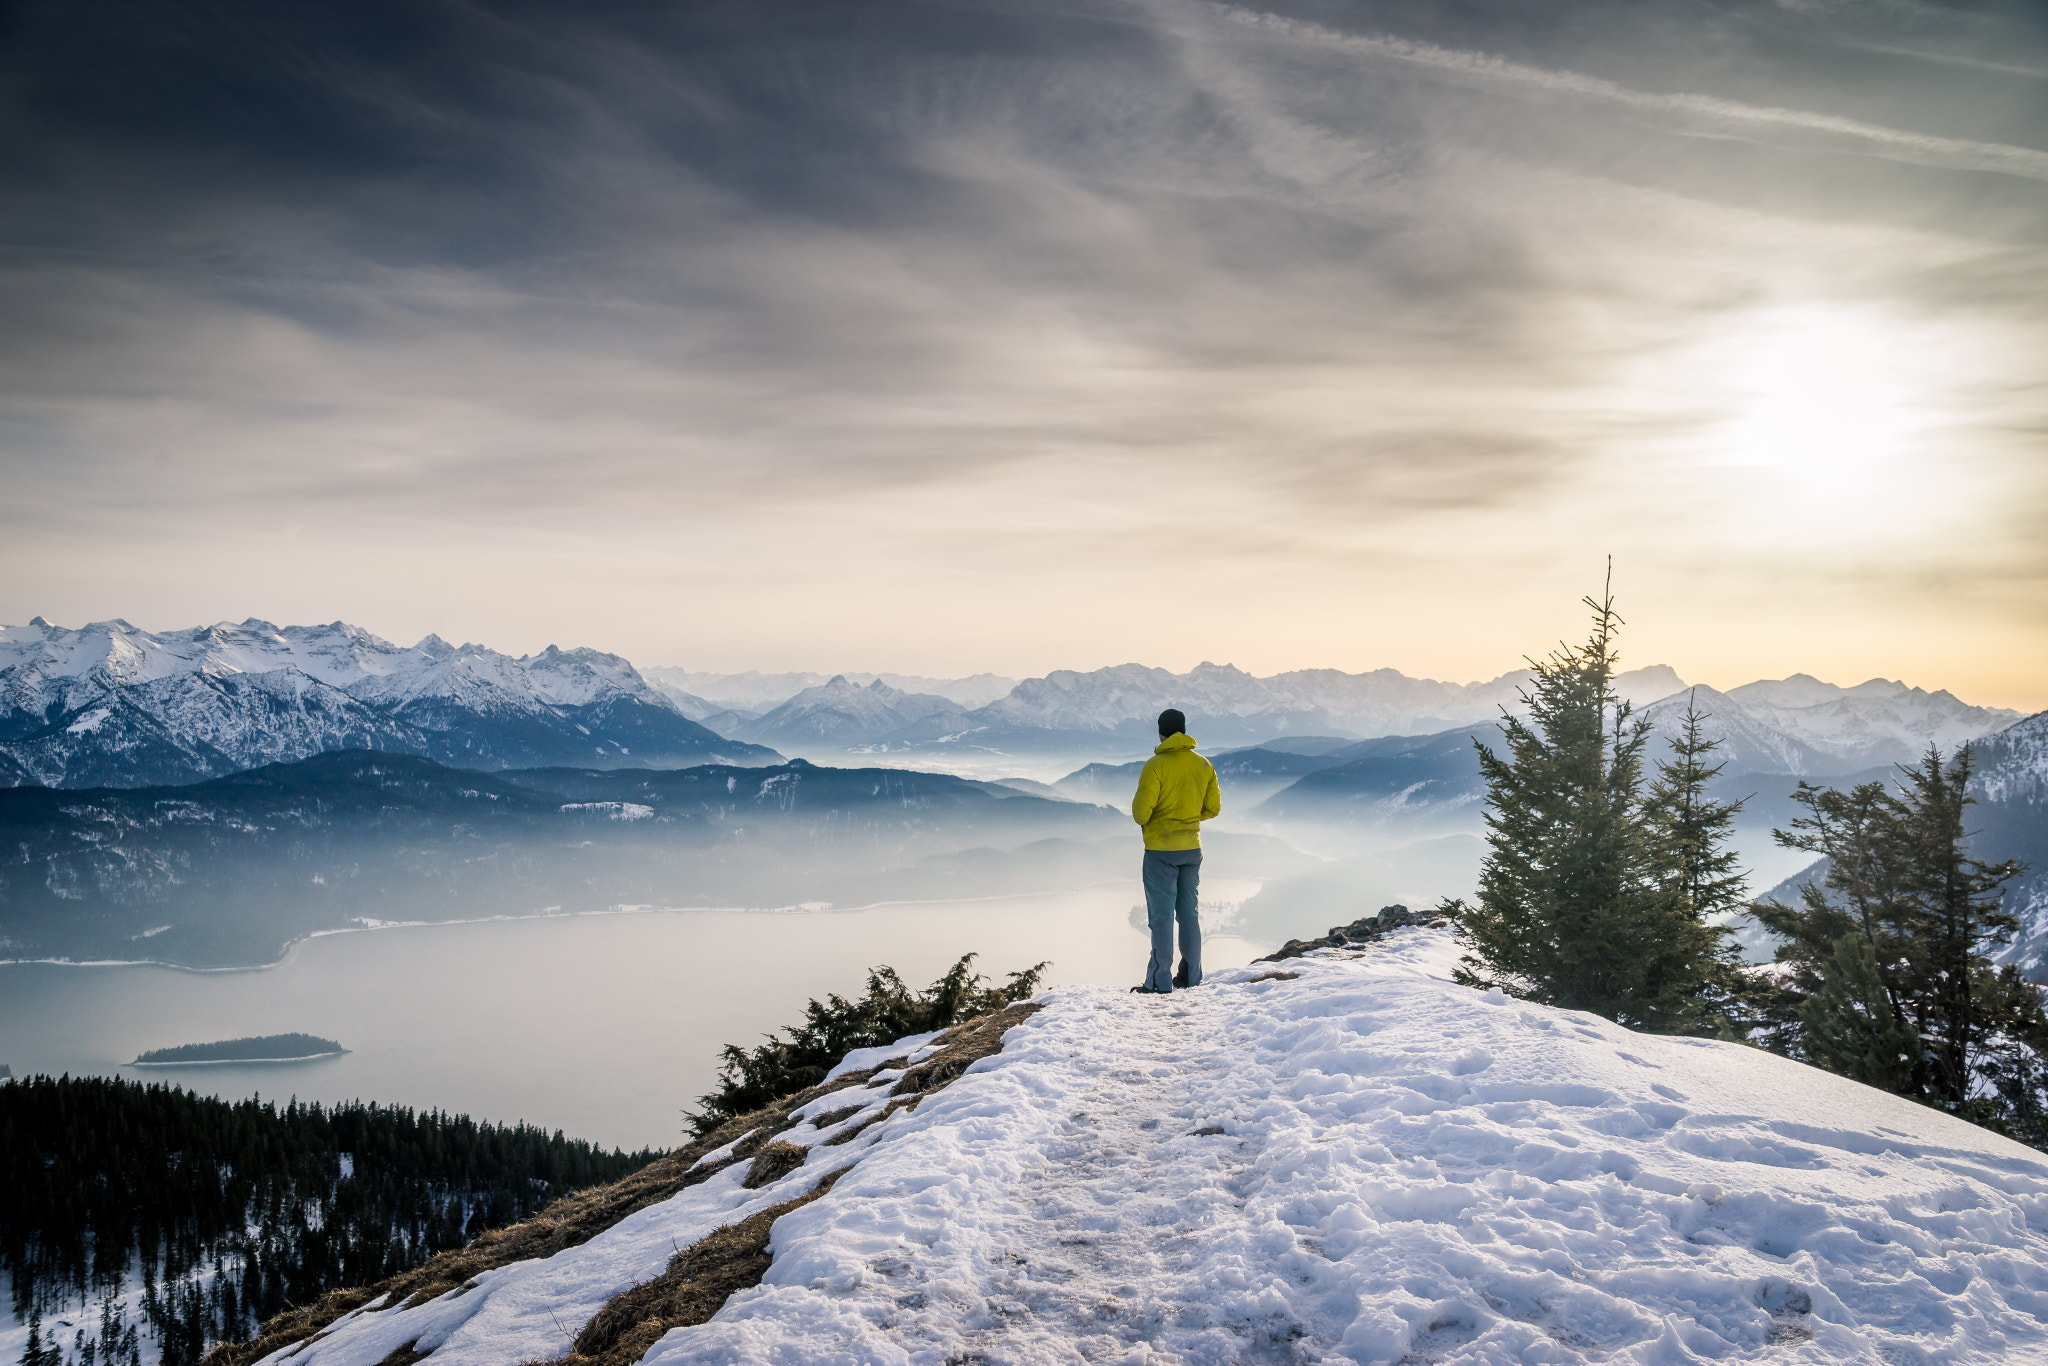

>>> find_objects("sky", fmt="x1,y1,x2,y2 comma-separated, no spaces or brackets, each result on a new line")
2,0,2045,708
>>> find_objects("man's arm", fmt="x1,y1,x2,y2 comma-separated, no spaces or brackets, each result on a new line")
1200,764,1221,821
1131,760,1159,826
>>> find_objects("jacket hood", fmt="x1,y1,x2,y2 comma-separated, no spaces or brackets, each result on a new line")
1154,733,1198,754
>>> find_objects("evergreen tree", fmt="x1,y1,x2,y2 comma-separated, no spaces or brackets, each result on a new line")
1896,746,2022,1109
1449,571,1730,1031
1645,692,1748,925
1642,690,1748,1029
1748,777,1913,1063
1799,933,1922,1092
19,1311,46,1366
1749,744,2036,1130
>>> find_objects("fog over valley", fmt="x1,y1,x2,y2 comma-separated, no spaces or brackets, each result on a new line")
3,614,2040,984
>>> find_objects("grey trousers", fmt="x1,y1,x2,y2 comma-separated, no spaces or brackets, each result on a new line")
1142,848,1202,992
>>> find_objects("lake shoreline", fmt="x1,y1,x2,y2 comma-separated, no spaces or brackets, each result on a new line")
0,878,1178,974
130,1051,349,1067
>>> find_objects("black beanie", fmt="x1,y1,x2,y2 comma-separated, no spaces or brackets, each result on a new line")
1158,708,1186,737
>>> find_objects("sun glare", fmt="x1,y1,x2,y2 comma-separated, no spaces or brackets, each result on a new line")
1718,309,1913,479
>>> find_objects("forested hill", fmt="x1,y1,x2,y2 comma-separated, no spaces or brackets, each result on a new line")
0,750,1119,967
0,1075,660,1366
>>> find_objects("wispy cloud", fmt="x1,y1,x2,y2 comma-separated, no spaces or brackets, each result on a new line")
1214,5,2048,182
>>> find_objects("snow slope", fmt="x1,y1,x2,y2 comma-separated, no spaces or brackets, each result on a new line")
266,929,2048,1365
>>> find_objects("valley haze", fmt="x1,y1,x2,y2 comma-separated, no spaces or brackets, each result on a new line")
2,613,2040,985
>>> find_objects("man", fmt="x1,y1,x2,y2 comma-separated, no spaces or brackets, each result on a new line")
1130,707,1221,994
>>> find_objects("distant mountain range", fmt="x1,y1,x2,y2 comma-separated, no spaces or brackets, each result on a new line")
641,668,1018,717
1,615,2026,812
715,661,2022,771
0,618,779,788
718,662,1695,759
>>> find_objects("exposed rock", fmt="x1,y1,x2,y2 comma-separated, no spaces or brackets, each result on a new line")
1257,903,1452,962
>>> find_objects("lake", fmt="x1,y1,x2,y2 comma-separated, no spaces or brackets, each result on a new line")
0,882,1266,1150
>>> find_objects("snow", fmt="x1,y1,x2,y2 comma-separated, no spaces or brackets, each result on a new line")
256,928,2048,1366
1978,711,2048,806
64,706,112,734
826,1031,950,1081
560,801,657,820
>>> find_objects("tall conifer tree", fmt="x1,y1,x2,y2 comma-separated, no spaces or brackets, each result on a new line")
1450,568,1726,1031
1642,691,1748,1028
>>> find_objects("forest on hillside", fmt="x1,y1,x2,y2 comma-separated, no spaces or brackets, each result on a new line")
0,1077,663,1366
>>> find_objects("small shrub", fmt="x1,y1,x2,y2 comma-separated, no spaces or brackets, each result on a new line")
687,954,1046,1138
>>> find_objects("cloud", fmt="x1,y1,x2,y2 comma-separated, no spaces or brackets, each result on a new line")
0,0,2044,702
1212,5,2048,182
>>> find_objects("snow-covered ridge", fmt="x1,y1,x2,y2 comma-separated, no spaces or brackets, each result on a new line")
261,928,2048,1365
1975,710,2048,806
735,675,970,747
0,617,665,708
0,618,774,787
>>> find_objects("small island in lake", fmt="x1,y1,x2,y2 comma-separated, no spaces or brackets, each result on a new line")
133,1033,348,1065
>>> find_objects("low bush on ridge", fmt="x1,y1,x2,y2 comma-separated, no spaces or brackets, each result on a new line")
690,954,1046,1138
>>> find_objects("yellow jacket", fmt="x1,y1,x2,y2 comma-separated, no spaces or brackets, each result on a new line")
1131,733,1222,850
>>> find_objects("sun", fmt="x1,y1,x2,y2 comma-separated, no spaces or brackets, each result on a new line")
1717,308,1915,480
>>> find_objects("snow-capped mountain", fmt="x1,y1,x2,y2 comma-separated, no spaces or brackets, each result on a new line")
0,618,778,788
1725,675,2020,771
1638,685,1845,777
734,676,969,747
1974,708,2048,807
1967,711,2048,978
641,668,1018,713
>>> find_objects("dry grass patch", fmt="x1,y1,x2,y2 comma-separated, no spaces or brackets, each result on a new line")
741,1141,810,1189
